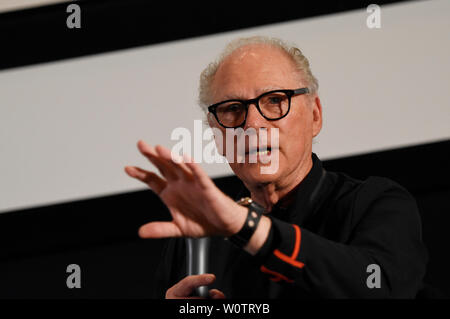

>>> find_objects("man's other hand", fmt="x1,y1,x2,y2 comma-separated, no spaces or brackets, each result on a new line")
165,274,225,299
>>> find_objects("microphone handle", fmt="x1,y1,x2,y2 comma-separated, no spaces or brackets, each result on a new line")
185,237,210,298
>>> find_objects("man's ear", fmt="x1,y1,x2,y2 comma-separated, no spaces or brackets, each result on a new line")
312,96,323,138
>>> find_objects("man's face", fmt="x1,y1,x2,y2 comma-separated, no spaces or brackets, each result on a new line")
207,44,322,187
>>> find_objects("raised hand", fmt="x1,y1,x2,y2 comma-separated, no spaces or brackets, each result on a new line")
124,140,247,239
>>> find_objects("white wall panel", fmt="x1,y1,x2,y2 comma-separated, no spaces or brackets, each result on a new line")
1,0,449,212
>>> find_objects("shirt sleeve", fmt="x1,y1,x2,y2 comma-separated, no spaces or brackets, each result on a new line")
255,176,428,298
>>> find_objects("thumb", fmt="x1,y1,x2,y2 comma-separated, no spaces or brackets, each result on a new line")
138,221,182,238
209,288,226,299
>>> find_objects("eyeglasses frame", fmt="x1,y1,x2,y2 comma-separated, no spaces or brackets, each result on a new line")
207,87,310,128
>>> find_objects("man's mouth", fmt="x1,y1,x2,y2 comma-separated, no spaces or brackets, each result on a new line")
245,147,277,156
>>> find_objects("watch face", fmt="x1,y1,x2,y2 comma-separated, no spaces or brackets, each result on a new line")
237,197,253,206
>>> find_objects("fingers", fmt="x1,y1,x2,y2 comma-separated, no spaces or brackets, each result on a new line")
166,274,216,299
132,140,213,188
137,140,179,181
138,221,182,238
124,166,167,194
154,145,195,181
183,159,215,189
137,140,196,182
209,288,226,299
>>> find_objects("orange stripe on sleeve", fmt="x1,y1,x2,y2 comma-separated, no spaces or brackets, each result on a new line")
291,224,301,259
273,249,305,268
272,224,304,269
260,265,294,283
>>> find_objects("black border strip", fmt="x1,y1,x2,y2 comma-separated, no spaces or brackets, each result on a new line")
0,0,412,71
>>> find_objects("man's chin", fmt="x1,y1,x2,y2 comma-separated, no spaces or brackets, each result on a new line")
234,164,280,185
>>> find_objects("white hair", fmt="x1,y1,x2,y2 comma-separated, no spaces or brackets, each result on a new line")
198,36,319,113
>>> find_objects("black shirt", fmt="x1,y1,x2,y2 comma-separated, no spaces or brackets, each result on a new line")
152,153,428,298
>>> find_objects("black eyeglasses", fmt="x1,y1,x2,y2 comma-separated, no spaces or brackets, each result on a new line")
207,88,309,128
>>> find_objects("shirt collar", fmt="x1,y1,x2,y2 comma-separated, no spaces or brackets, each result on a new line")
270,153,326,224
234,152,327,224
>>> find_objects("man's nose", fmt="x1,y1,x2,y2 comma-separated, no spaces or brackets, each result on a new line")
243,103,268,130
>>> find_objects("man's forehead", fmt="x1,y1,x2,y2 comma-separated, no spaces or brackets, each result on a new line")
211,44,302,100
219,85,285,100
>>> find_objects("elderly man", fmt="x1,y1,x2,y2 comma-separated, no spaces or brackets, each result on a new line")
125,36,427,298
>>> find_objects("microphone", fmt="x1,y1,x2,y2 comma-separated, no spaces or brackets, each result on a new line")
185,237,210,298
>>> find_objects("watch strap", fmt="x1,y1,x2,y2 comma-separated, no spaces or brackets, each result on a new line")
229,200,264,248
